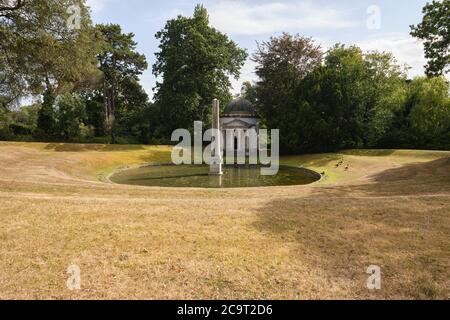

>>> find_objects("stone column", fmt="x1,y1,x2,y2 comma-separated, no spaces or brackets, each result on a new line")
210,99,223,175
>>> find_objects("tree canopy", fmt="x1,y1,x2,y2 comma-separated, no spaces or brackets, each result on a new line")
411,0,450,76
96,24,148,143
153,5,248,134
249,30,449,154
0,0,102,100
0,2,448,152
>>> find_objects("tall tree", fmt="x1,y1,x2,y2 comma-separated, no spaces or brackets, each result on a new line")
241,81,258,104
0,95,11,137
0,0,102,97
0,0,102,137
297,45,407,152
253,42,408,153
253,33,322,153
153,5,247,135
407,77,450,146
411,0,450,76
36,90,56,136
0,0,25,108
55,93,86,140
96,24,148,143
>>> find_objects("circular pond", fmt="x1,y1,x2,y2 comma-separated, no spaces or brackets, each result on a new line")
110,165,321,188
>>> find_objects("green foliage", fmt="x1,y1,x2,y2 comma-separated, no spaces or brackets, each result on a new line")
1,2,448,152
380,76,450,149
8,103,40,136
241,82,258,104
0,98,11,138
153,5,247,135
1,2,151,144
36,90,56,137
409,77,449,134
84,95,105,136
254,43,412,153
411,0,450,76
116,78,150,141
79,123,95,140
55,93,86,140
13,104,40,131
253,33,322,153
0,0,103,98
96,23,148,143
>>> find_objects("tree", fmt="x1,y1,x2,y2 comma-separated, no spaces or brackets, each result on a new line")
0,0,102,97
297,45,407,152
408,77,450,146
0,96,11,138
114,76,150,142
380,76,450,149
253,41,408,154
411,0,450,76
36,90,56,137
0,0,27,106
1,0,103,137
252,33,322,153
10,103,40,135
241,81,258,104
84,94,105,137
153,5,247,135
55,93,86,140
96,24,148,143
361,51,408,146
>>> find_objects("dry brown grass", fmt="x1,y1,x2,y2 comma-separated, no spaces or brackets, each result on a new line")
0,142,449,300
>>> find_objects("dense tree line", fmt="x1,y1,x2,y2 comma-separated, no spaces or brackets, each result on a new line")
1,1,449,153
0,2,246,144
251,37,449,154
152,5,247,136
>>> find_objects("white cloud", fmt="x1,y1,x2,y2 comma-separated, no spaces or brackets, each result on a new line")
208,1,358,36
357,33,427,79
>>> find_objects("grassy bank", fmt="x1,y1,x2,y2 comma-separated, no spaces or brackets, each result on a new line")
0,142,448,299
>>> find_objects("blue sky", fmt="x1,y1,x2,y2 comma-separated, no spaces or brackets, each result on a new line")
87,0,431,99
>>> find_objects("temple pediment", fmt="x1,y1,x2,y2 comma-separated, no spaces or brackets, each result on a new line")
221,119,255,128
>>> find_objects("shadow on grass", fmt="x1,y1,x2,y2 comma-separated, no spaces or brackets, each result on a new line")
250,157,450,298
317,157,450,197
366,157,450,183
252,181,450,298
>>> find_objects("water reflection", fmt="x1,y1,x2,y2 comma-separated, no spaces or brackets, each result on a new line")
111,165,320,188
111,165,320,189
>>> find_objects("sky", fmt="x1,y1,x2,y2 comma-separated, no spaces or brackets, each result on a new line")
86,0,432,100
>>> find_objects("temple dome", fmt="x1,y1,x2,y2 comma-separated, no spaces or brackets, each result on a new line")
222,98,257,118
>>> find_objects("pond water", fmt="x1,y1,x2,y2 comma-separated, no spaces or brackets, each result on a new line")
110,165,321,188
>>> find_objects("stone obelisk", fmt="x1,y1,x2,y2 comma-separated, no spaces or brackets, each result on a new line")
209,99,223,175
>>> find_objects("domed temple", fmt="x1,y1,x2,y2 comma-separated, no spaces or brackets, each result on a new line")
220,98,260,154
